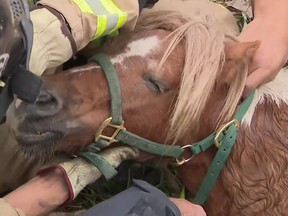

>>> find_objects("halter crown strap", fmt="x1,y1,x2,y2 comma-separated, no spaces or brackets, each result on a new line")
89,54,123,125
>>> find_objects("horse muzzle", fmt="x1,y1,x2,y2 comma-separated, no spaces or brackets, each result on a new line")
7,83,66,145
19,85,63,118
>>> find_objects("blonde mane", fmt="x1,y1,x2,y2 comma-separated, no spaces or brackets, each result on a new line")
137,11,247,143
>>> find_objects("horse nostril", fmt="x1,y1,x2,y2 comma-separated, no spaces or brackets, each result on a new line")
36,91,55,105
27,88,63,117
13,87,63,119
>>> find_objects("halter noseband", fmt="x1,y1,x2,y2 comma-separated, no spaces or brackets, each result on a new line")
77,54,254,204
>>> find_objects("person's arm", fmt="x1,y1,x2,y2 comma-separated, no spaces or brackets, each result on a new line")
3,173,206,216
29,0,159,76
4,170,69,216
3,146,139,216
253,0,288,18
2,146,206,216
239,0,288,96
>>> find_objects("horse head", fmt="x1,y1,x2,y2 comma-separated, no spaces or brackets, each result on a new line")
8,12,259,165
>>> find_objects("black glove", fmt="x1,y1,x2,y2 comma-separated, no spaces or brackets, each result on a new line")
85,179,181,216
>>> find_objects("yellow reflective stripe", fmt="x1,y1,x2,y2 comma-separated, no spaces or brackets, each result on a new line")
73,0,128,40
99,0,128,34
72,0,94,14
95,15,107,39
72,0,107,40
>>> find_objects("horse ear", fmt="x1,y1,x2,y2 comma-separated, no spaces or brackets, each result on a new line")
224,40,261,60
221,41,260,84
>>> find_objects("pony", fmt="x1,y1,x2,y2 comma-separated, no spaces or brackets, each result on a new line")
7,1,288,215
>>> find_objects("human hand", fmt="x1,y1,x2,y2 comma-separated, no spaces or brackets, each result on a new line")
38,147,139,201
4,147,138,216
238,18,288,97
170,198,206,216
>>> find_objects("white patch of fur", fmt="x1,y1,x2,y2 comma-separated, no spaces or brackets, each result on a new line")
242,68,288,126
110,36,160,64
65,120,80,129
69,36,160,75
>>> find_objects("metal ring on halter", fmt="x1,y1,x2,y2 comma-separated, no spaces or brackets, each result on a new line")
175,145,194,165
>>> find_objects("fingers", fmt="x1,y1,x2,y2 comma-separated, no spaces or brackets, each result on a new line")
242,68,265,97
237,18,288,98
170,198,207,216
243,66,280,98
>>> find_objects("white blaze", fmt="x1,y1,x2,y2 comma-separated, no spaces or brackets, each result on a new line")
69,35,160,75
111,36,160,64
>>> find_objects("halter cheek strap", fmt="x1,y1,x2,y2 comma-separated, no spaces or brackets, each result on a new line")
87,54,184,157
77,54,254,205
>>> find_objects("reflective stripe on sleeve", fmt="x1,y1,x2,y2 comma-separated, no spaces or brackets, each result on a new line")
72,0,128,40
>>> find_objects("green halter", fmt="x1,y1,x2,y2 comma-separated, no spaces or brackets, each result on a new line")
77,54,255,204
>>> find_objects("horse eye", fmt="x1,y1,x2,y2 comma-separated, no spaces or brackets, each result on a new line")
144,75,170,93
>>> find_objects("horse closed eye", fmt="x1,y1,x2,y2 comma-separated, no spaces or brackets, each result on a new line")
144,75,170,93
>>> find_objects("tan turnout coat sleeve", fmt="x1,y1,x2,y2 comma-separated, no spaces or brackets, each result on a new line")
0,199,25,216
27,0,140,75
38,0,139,50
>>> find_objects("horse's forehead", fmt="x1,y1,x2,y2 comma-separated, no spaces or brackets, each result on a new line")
111,35,161,65
67,34,162,75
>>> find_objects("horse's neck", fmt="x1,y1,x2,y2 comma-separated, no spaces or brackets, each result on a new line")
177,68,288,215
222,68,288,213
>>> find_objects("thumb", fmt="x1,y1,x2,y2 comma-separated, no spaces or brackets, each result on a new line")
242,67,271,98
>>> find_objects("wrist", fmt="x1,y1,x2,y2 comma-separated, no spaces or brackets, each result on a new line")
37,168,70,203
4,169,69,216
37,166,74,202
254,0,288,20
37,158,101,202
250,17,288,45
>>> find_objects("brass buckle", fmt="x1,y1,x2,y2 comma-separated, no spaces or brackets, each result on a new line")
214,119,239,148
95,117,126,145
175,145,194,166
